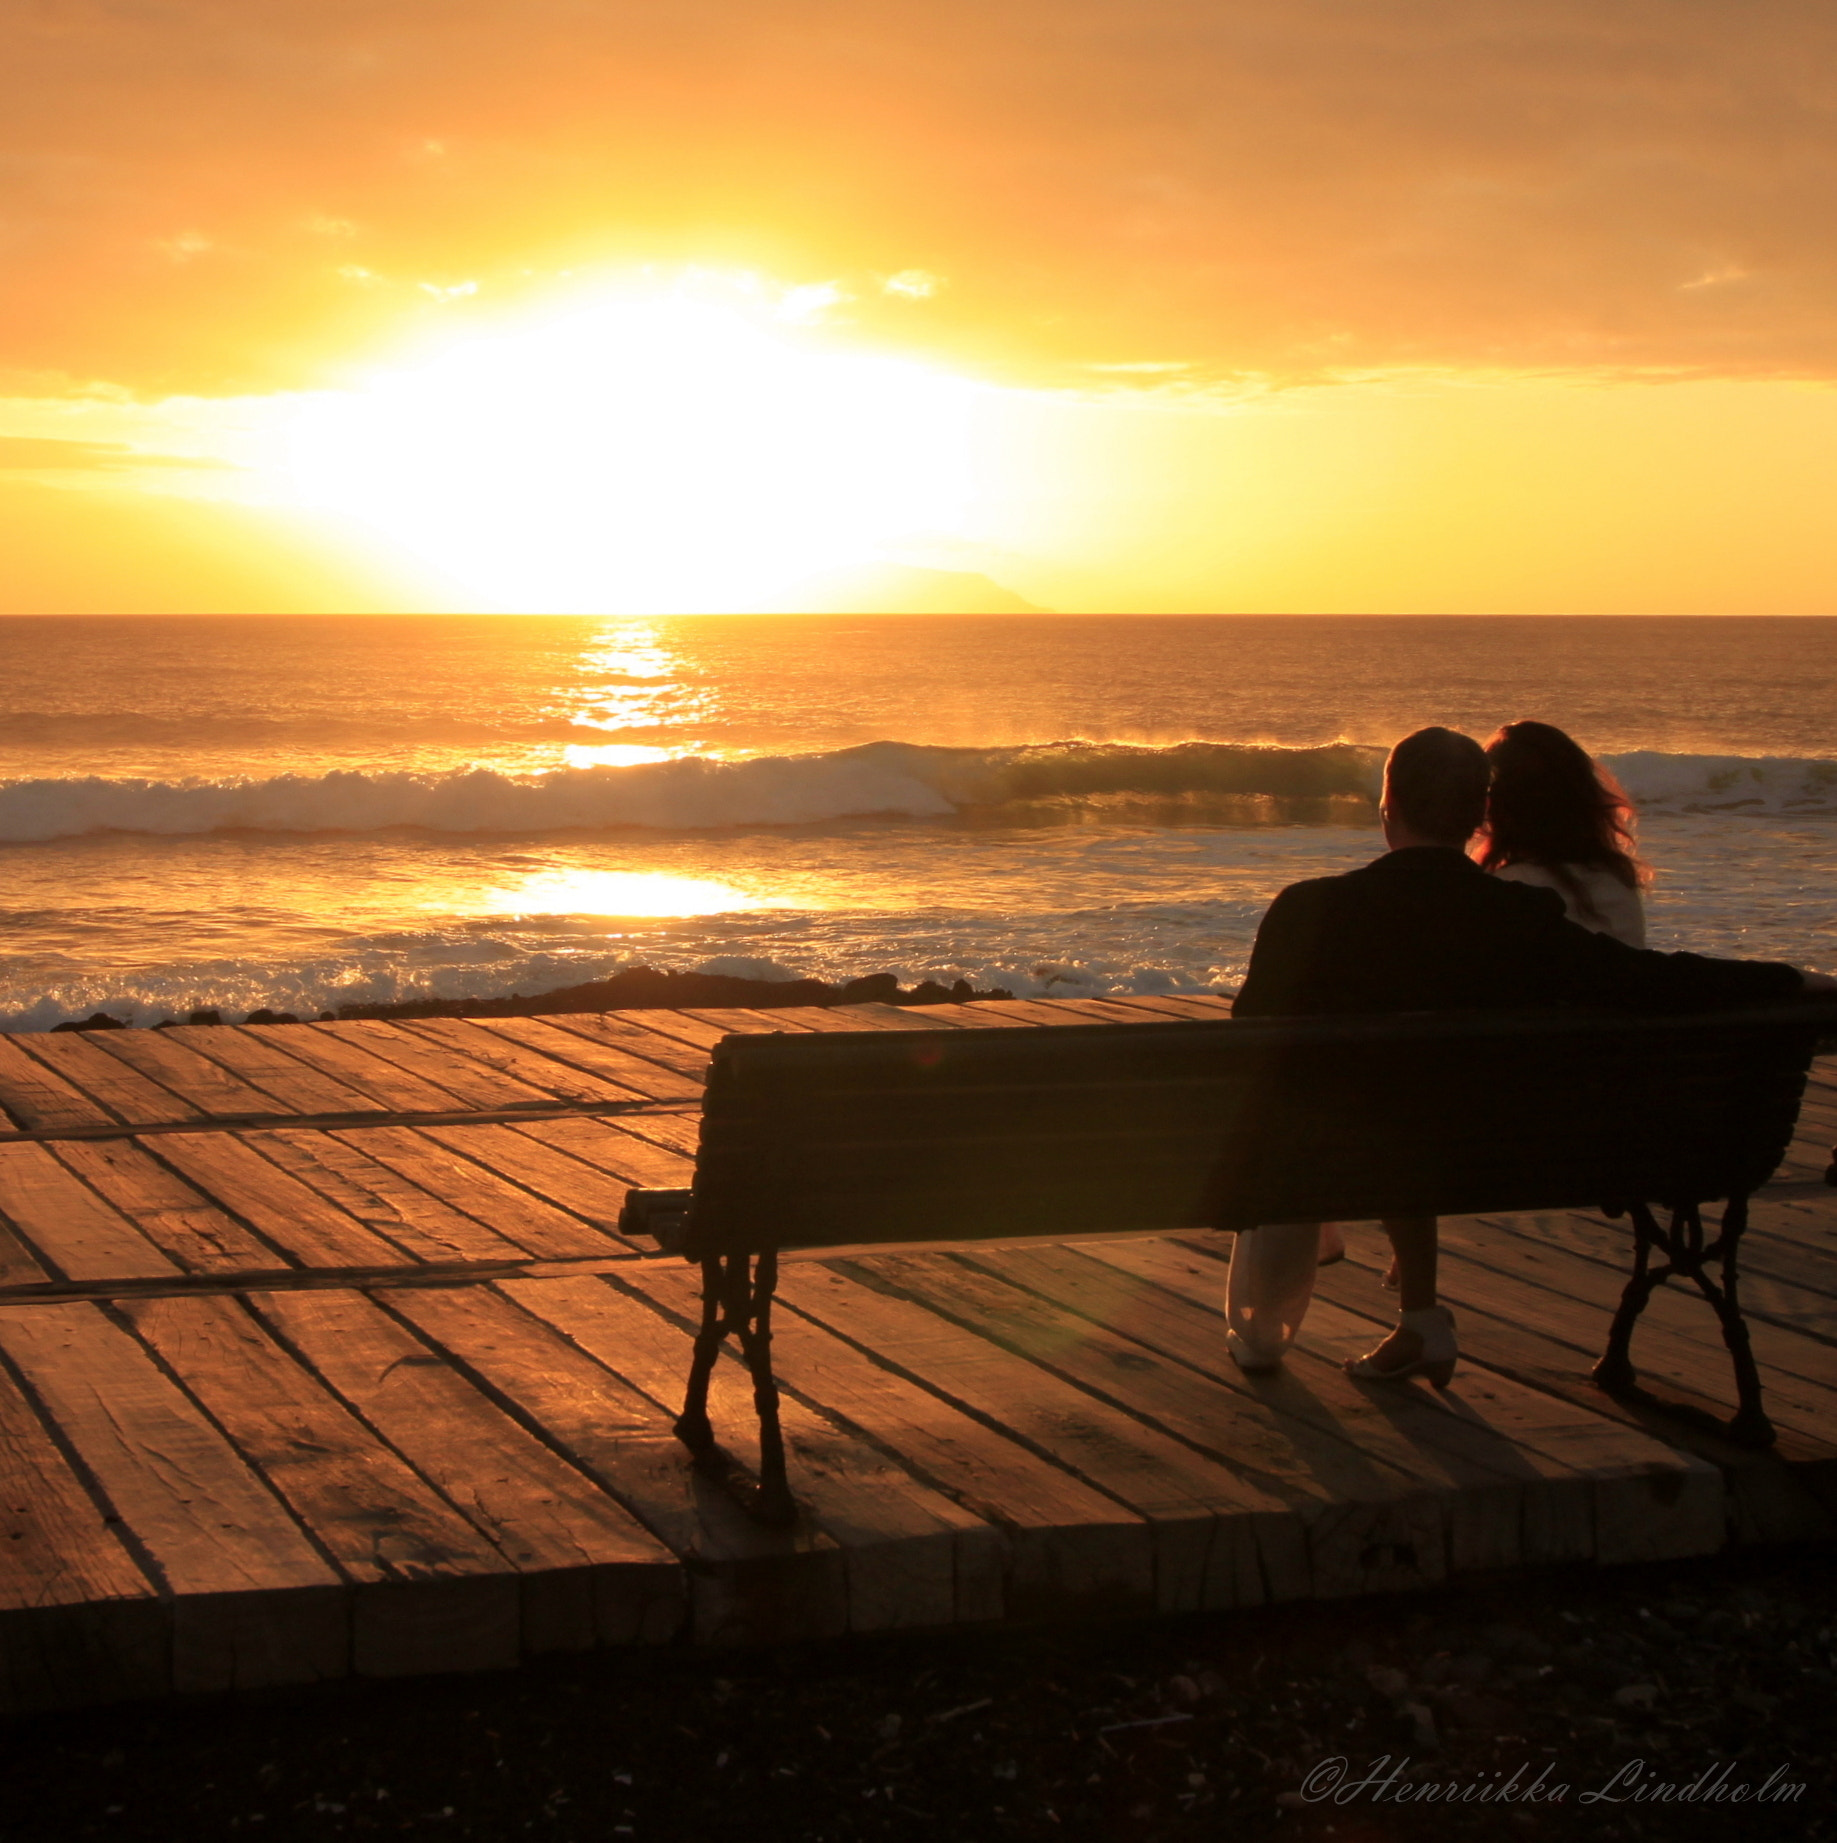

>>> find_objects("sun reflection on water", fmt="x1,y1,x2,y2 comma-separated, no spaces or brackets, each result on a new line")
559,742,683,769
485,868,765,917
553,619,716,742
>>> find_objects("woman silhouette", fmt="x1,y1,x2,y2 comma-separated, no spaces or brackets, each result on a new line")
1476,720,1647,948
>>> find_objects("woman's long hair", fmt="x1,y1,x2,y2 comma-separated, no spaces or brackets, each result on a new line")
1475,722,1647,913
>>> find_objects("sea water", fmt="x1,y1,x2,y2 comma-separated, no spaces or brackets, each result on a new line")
2,613,1834,1029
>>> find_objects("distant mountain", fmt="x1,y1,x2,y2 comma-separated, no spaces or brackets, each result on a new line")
772,562,1047,613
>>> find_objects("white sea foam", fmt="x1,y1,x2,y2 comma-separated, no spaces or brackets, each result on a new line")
0,930,1239,1032
1605,752,1837,814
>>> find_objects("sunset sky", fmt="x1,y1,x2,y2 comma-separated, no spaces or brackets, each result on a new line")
4,0,1835,615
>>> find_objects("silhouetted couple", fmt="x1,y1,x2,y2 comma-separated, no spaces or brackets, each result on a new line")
1225,722,1835,1384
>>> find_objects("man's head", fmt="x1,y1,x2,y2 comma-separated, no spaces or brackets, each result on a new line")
1381,727,1489,849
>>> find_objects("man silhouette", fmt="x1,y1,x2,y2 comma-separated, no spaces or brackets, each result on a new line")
1225,725,1832,1380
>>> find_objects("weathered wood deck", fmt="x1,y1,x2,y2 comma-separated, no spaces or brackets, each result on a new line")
0,996,1832,1713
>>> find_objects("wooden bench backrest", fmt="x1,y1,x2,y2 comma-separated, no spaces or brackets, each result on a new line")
682,1006,1818,1259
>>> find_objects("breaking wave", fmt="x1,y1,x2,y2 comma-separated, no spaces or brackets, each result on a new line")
1,741,1834,845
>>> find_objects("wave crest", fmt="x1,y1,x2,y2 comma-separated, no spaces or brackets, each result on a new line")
1,741,1831,844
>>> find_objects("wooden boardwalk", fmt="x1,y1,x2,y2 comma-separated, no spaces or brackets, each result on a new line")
0,996,1832,1713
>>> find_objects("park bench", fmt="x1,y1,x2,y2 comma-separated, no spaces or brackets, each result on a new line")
620,1003,1823,1525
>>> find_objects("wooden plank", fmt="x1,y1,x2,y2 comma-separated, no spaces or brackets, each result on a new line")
1072,1235,1722,1567
675,1006,811,1033
0,1362,166,1712
1299,1246,1833,1546
13,1032,204,1126
1739,1197,1837,1305
509,1270,1000,1634
168,1026,384,1116
249,1287,682,1650
1021,996,1172,1024
418,1123,651,1247
149,1133,407,1269
0,1037,115,1132
595,1110,700,1160
0,1215,51,1291
388,1280,841,1646
1478,1200,1837,1340
396,1017,646,1106
589,1008,731,1052
534,1012,712,1078
247,1024,474,1113
1099,994,1235,1020
0,1142,181,1283
732,1005,917,1033
861,1003,1034,1030
464,1017,705,1103
331,1126,619,1260
774,1260,1298,1612
1423,1217,1837,1398
884,1245,1546,1584
241,1130,532,1266
0,1300,345,1692
47,1140,280,1276
504,1115,697,1191
324,1021,559,1111
1314,1230,1837,1455
120,1293,521,1678
85,1029,281,1118
633,1264,1154,1620
1034,997,1173,1025
964,999,1114,1028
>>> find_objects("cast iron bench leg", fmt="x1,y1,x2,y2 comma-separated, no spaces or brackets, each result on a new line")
1693,1194,1776,1449
672,1249,798,1528
1594,1194,1774,1449
736,1249,797,1528
1593,1199,1663,1397
673,1251,729,1458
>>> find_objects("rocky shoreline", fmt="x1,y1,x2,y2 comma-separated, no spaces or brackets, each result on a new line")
46,965,1032,1032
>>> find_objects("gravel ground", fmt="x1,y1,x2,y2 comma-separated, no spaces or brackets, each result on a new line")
5,1544,1833,1843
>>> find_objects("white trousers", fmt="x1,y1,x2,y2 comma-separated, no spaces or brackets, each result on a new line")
1223,1222,1339,1367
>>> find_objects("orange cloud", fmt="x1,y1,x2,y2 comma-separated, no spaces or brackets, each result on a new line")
5,1,1835,393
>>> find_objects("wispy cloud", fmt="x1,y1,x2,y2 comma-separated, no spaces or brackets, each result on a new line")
0,436,229,471
2,1,1834,391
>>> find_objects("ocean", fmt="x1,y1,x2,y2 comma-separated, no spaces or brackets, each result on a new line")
2,613,1834,1030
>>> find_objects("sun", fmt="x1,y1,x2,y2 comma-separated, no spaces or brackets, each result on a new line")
280,276,978,612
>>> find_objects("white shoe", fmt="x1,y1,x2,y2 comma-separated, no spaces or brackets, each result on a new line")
1344,1306,1458,1389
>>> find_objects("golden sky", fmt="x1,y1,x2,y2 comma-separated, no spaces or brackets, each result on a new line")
4,0,1835,614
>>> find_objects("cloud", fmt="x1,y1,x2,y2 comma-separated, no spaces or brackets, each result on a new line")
4,1,1835,392
0,436,227,471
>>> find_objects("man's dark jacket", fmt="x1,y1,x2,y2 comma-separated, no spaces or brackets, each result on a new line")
1234,846,1801,1019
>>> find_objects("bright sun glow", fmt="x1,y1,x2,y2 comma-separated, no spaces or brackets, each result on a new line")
486,868,764,917
281,277,979,613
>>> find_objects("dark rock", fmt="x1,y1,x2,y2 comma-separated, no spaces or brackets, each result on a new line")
838,973,902,1005
243,1009,300,1026
325,965,1016,1023
51,1012,126,1031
